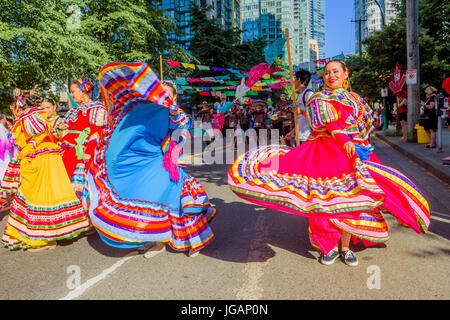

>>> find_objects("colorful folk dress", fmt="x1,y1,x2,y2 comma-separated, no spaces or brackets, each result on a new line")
0,108,90,250
228,89,430,255
60,100,107,180
0,122,13,181
87,61,217,252
47,114,65,145
60,100,107,216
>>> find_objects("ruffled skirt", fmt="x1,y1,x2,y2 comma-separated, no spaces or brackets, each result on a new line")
228,136,430,254
88,101,217,252
0,145,90,250
88,166,217,252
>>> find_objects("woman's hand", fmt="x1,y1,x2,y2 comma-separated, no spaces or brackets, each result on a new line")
17,152,24,160
83,153,92,163
170,108,181,115
343,141,355,159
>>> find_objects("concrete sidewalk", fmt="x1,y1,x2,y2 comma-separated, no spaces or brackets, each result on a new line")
374,124,450,185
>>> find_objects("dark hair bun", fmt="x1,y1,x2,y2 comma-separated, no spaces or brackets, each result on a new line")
42,98,56,106
23,95,37,109
85,78,95,92
72,78,95,94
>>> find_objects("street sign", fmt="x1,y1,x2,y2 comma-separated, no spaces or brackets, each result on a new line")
406,69,417,84
381,88,388,97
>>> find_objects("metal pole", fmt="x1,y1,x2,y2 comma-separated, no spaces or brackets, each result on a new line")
406,0,420,142
437,114,442,152
285,28,299,147
351,18,367,55
160,55,163,81
358,19,362,55
373,0,385,27
375,1,387,130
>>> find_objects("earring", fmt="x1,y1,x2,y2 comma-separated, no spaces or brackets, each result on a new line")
343,79,349,90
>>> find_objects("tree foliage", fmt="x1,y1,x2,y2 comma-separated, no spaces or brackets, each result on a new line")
0,0,192,111
189,3,267,71
347,0,449,102
186,2,268,107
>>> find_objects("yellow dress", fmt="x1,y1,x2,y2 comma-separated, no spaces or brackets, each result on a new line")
0,108,90,250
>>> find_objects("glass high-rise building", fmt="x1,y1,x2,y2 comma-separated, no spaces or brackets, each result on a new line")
354,0,400,53
160,0,241,50
241,0,326,67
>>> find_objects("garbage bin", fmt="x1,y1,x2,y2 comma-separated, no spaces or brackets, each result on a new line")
414,124,430,144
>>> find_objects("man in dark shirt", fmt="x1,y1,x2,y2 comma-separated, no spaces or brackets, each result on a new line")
197,102,214,146
252,102,268,145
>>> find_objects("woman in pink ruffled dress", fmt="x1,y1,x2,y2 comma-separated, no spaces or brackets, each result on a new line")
228,59,430,266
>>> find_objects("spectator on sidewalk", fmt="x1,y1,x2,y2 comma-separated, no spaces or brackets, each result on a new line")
285,69,313,146
421,86,438,148
397,91,408,141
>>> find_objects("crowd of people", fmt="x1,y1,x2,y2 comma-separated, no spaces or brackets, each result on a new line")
373,84,449,146
193,69,314,148
0,59,432,267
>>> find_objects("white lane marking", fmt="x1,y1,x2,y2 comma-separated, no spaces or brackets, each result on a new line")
430,211,450,223
235,211,272,300
184,143,232,159
59,252,138,300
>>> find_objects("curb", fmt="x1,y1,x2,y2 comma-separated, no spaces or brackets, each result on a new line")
374,132,450,185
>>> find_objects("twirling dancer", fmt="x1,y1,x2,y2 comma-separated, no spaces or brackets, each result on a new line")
41,98,65,144
0,113,13,181
61,78,107,218
87,62,217,258
228,59,430,266
0,95,90,251
61,78,107,179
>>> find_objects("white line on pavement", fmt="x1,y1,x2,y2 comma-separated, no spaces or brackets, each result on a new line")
430,211,450,223
235,211,272,300
59,252,138,300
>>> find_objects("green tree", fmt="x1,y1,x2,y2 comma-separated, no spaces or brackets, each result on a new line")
0,0,192,111
187,2,268,106
189,3,266,71
347,0,449,102
0,0,109,91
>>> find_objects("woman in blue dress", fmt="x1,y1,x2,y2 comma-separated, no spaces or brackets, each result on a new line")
88,62,217,258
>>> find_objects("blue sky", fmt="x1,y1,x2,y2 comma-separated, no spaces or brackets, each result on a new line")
325,0,355,58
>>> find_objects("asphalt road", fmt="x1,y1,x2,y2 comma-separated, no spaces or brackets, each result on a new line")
0,134,449,300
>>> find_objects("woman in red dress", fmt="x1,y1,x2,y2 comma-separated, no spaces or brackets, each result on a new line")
60,78,107,217
61,78,107,180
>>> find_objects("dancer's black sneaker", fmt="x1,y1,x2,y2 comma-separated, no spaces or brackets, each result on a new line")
342,250,359,266
320,250,340,265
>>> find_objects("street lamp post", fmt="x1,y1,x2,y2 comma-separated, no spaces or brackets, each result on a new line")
374,0,386,27
374,1,388,129
406,0,420,142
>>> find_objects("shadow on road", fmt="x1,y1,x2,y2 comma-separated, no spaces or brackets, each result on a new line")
84,234,140,258
78,158,450,261
197,196,317,263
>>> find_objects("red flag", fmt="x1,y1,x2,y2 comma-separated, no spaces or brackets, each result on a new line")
166,60,181,67
388,61,406,95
